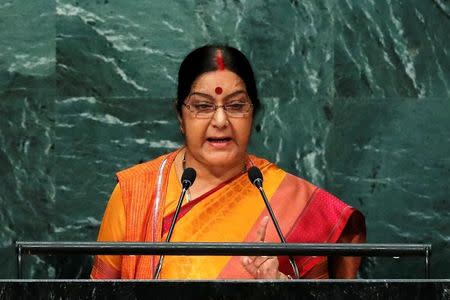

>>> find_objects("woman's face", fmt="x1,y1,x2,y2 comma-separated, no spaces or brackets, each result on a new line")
180,69,253,171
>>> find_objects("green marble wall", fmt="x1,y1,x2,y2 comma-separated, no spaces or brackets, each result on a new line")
0,0,449,279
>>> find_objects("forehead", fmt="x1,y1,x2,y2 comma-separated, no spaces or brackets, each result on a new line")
191,70,246,92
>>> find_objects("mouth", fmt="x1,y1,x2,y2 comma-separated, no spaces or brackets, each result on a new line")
206,137,232,143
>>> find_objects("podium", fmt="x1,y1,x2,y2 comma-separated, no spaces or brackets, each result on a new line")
7,241,447,299
1,279,449,299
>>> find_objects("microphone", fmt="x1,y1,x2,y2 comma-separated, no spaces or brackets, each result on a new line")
153,167,196,279
181,167,196,189
247,166,300,279
248,166,263,188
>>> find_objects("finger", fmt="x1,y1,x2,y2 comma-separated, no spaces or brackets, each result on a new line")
241,255,279,279
241,256,271,277
248,217,270,263
255,257,280,279
255,216,270,242
241,256,254,266
245,217,271,267
251,256,271,267
241,256,259,276
242,254,256,266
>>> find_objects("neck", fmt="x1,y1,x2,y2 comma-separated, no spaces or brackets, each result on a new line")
176,148,247,194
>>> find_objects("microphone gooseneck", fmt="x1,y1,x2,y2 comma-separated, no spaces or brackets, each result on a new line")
153,167,196,279
247,166,300,279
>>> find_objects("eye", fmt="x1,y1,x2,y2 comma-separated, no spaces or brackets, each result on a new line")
225,102,247,111
193,102,215,111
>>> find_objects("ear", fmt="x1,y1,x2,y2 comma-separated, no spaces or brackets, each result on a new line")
177,112,185,135
179,120,185,135
174,103,185,134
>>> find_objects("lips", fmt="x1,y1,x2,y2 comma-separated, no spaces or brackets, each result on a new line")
206,137,232,149
207,137,232,143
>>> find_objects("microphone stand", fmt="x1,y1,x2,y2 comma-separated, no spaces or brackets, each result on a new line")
255,179,300,279
153,186,189,279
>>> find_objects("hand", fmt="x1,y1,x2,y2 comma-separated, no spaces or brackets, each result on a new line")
241,216,287,279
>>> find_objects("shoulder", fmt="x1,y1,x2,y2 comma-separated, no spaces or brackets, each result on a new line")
254,154,356,210
307,184,366,238
116,150,177,183
250,154,319,196
251,153,362,211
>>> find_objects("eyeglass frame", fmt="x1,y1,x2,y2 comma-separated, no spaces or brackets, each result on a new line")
182,98,254,119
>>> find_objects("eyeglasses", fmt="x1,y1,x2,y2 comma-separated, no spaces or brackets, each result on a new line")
183,101,253,118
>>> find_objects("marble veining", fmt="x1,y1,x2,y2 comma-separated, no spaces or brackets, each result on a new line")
0,0,449,279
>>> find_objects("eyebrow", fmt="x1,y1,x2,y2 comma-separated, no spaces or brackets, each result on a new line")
189,90,248,101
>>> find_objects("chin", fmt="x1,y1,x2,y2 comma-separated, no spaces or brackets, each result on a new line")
205,151,244,167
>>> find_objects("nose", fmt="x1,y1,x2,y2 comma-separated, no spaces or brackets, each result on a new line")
211,106,229,128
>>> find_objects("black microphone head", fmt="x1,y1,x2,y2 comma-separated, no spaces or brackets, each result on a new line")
181,167,196,189
248,166,263,188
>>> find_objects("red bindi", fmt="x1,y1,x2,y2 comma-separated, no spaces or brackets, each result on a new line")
215,86,223,95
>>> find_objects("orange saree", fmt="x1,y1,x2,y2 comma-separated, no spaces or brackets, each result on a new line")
91,150,365,279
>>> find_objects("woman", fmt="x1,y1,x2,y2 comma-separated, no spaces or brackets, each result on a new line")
90,45,366,280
